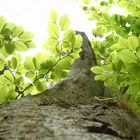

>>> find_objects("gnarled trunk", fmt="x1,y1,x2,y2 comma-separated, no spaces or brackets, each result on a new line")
0,32,140,140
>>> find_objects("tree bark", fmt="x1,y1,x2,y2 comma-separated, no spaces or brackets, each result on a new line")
0,32,140,140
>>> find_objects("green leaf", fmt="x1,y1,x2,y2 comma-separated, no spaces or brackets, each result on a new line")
56,57,73,70
56,44,62,54
59,14,70,31
111,59,123,72
91,66,104,74
63,30,75,44
102,64,113,72
25,71,36,80
128,36,139,50
89,13,100,20
33,53,45,70
13,40,28,51
82,0,90,4
40,56,56,69
32,57,37,69
46,37,58,47
110,43,124,51
23,85,34,95
117,49,137,63
0,86,8,103
16,76,24,86
62,42,71,50
69,52,80,59
35,80,46,91
19,82,29,91
126,63,140,78
48,46,58,55
33,53,55,70
0,75,12,85
102,12,112,22
8,57,17,69
1,28,12,36
12,26,24,37
118,1,129,7
9,54,22,72
118,38,128,48
48,22,59,38
73,35,82,50
4,22,15,30
92,25,107,37
46,43,61,56
7,89,17,101
17,64,26,74
45,52,72,82
15,71,22,79
95,74,108,81
0,55,5,71
100,1,109,6
4,70,14,83
11,57,17,69
19,32,34,42
30,86,38,95
38,69,48,76
24,56,35,70
136,47,140,59
0,46,9,57
0,38,4,48
0,16,6,32
49,10,58,22
51,69,69,82
5,42,15,54
25,41,36,48
15,53,22,66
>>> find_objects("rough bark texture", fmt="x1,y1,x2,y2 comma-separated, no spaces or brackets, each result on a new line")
0,32,140,140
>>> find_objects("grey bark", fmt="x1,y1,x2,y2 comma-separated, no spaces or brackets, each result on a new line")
0,32,140,140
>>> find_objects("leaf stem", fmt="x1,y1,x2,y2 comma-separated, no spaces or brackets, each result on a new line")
7,66,22,99
17,50,73,97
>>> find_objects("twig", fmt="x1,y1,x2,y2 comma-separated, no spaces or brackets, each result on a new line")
16,50,73,98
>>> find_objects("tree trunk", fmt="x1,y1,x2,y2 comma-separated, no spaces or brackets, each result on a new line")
0,32,140,140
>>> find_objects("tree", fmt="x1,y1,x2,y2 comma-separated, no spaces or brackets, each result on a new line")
82,0,140,113
0,1,140,140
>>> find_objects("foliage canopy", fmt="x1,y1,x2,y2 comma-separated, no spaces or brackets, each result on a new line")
0,11,82,103
81,0,140,113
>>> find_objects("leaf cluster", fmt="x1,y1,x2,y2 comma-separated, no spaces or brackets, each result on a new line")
0,11,82,103
81,0,140,113
0,17,36,56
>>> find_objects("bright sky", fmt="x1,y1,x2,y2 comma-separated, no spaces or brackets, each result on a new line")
0,0,93,53
0,0,126,56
